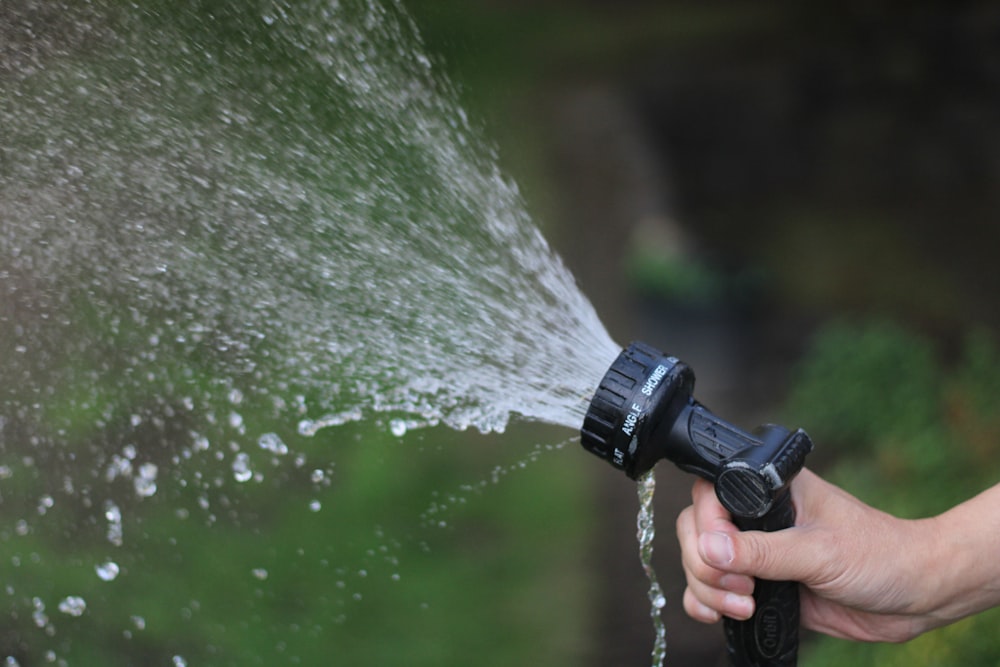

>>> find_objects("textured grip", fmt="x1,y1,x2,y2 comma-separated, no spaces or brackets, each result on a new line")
723,491,799,667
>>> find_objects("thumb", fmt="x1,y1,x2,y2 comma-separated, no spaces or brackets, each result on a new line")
699,527,817,584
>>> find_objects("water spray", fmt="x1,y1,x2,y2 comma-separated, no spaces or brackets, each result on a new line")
581,341,813,667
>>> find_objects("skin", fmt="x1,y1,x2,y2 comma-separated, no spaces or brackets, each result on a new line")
675,469,1000,643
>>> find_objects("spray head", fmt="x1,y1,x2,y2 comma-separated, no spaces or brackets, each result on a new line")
581,341,812,519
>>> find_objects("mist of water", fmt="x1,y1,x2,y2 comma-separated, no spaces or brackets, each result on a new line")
1,0,620,452
1,1,631,663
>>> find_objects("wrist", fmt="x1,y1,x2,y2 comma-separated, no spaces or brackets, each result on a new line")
906,514,954,631
917,489,1000,630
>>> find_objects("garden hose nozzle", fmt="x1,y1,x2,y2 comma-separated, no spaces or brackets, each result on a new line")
581,341,813,667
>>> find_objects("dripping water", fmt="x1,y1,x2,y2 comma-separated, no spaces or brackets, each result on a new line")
637,470,668,667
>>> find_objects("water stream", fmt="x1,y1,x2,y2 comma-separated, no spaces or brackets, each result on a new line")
0,1,667,664
638,470,668,667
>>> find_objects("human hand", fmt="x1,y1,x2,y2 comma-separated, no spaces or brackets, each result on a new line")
675,469,949,643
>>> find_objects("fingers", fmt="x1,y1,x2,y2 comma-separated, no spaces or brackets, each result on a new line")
679,469,928,640
677,502,755,622
691,477,736,535
677,505,752,590
683,587,720,623
689,469,832,583
682,579,756,623
678,473,828,622
718,470,843,585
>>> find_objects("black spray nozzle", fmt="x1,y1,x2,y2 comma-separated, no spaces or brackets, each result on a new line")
581,341,814,666
580,341,812,518
580,341,694,479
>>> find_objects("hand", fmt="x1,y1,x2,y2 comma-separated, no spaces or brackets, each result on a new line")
675,469,950,643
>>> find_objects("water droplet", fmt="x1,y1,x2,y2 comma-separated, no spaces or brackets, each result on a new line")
96,561,120,581
131,615,146,630
37,494,54,515
232,452,253,483
57,596,86,617
172,656,187,667
134,463,158,497
258,432,288,455
389,419,407,437
105,454,133,481
297,408,363,436
5,656,21,667
252,568,268,580
308,500,321,512
31,597,47,628
310,469,325,484
192,434,210,451
105,501,124,546
228,388,244,405
228,412,244,430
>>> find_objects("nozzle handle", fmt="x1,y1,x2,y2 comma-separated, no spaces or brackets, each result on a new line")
723,490,799,667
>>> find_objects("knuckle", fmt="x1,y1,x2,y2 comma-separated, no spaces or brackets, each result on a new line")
747,535,774,571
682,587,719,624
735,532,777,576
675,506,693,538
683,551,725,589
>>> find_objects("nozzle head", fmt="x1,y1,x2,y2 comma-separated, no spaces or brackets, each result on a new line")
580,341,694,479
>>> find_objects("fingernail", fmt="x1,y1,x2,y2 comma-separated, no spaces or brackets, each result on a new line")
700,531,734,566
724,592,754,620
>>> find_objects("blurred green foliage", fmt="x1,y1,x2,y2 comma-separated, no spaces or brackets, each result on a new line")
785,320,943,455
1,407,595,666
627,249,724,305
784,320,1000,665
